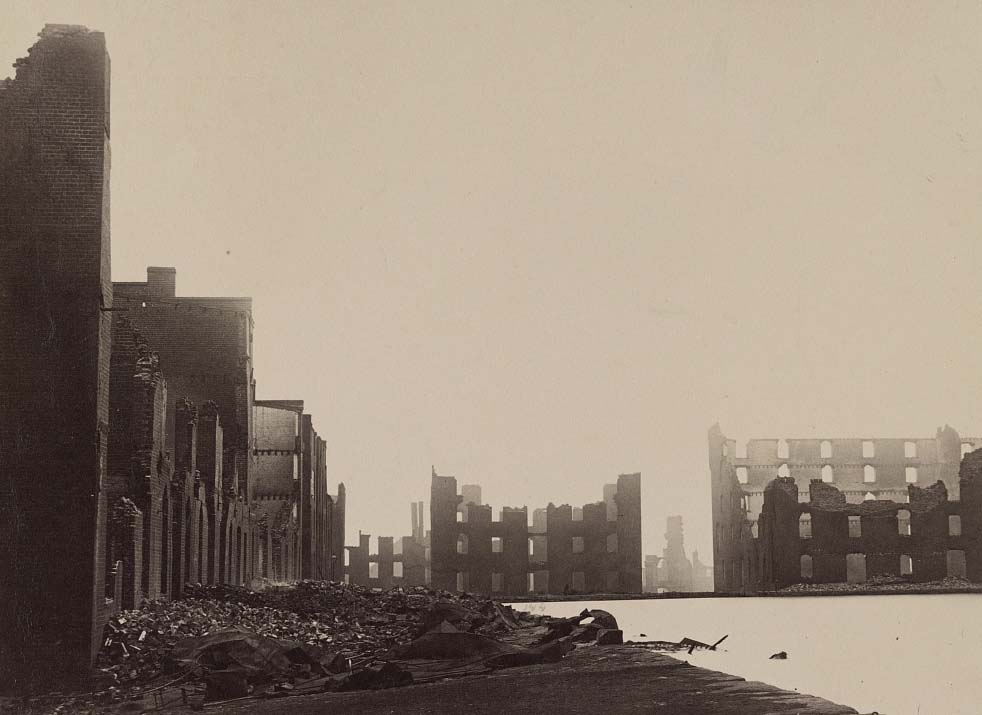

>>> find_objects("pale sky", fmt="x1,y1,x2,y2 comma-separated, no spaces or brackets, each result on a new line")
7,2,982,559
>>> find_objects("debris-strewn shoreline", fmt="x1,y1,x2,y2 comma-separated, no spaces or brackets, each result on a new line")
0,581,869,714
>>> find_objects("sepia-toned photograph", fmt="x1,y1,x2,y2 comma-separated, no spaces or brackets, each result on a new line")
2,2,980,713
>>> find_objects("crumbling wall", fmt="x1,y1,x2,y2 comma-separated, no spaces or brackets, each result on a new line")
108,317,171,600
0,24,114,687
429,470,642,597
757,475,970,590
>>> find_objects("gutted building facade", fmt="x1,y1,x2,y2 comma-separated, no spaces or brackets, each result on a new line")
430,470,642,597
0,26,346,686
709,424,982,593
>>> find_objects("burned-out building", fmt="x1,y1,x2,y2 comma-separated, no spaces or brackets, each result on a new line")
253,401,303,582
0,25,116,687
430,470,642,597
345,501,429,589
0,26,346,687
709,424,982,593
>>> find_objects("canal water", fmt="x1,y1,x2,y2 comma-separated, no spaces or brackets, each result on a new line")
511,594,982,715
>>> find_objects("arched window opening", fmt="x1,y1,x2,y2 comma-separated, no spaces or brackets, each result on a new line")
820,440,832,459
949,515,962,536
904,441,917,458
777,464,790,478
777,439,789,459
898,510,911,536
849,516,862,538
900,554,912,576
736,467,749,484
821,465,834,483
799,513,812,539
905,467,918,484
864,465,876,483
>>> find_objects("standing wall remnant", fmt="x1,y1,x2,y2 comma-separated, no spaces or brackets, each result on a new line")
430,470,642,596
0,25,114,687
710,423,982,593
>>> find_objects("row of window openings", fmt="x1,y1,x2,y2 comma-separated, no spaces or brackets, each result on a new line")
730,441,976,460
800,552,966,579
456,534,618,555
798,513,961,539
456,506,609,524
457,571,621,593
364,562,405,579
737,464,920,485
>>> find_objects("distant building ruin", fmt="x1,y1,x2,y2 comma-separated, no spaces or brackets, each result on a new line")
709,424,982,593
430,470,642,597
643,516,713,593
345,500,429,589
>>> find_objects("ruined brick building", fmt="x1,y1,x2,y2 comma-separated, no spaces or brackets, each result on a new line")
344,500,429,589
709,424,982,593
0,25,115,687
0,27,345,688
430,470,642,597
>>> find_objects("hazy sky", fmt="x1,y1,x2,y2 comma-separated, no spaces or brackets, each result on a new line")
6,2,982,559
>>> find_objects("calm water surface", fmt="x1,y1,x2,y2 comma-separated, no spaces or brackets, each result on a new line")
510,594,982,715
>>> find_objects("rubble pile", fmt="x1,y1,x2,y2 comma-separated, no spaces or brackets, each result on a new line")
96,581,534,687
5,583,630,712
779,575,979,594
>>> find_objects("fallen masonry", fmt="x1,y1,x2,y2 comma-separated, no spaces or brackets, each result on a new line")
3,582,631,713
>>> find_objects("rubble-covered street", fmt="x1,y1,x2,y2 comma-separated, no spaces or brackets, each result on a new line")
0,582,627,714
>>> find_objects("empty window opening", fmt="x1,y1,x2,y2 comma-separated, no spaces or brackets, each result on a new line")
527,573,534,593
457,571,469,592
393,562,403,578
457,533,468,554
800,555,813,579
898,510,911,536
864,465,876,483
849,516,862,538
777,439,789,459
344,573,350,585
798,491,810,503
846,553,867,584
492,536,503,553
456,508,466,523
344,550,351,566
863,441,875,458
736,442,748,459
777,463,790,478
369,562,379,579
491,572,503,593
962,443,973,458
750,521,759,538
904,441,917,458
821,465,834,483
905,467,918,484
571,571,585,592
393,539,403,556
900,554,912,576
529,535,547,563
572,507,583,521
571,536,585,554
722,443,728,457
820,440,832,459
605,571,620,591
864,491,876,501
736,467,749,484
947,550,967,578
799,513,812,539
949,515,962,536
606,533,619,553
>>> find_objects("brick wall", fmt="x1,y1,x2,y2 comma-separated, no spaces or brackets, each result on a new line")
0,25,113,687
